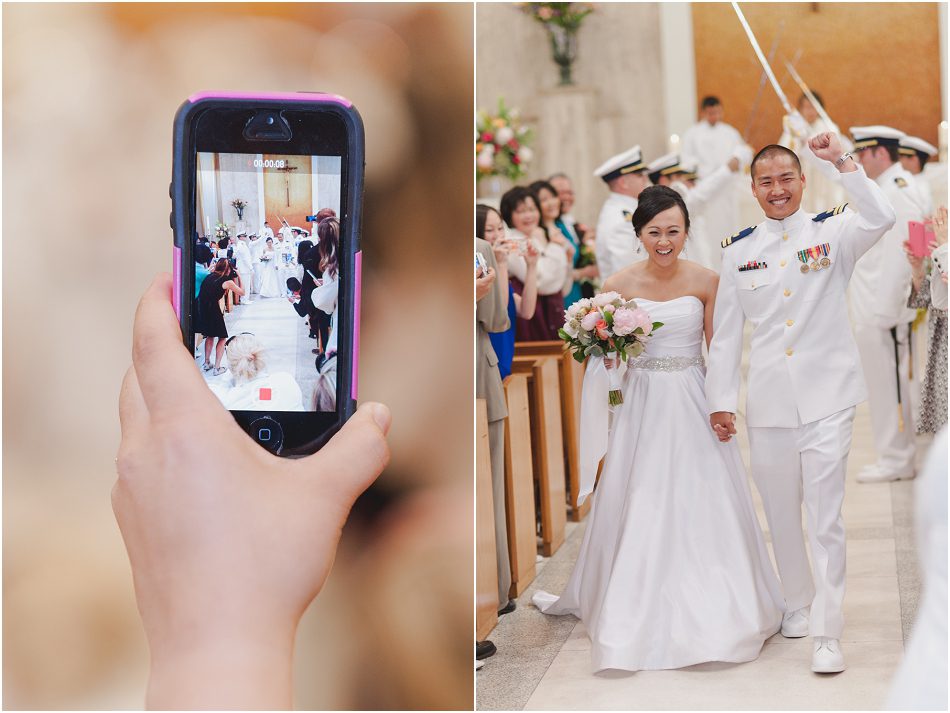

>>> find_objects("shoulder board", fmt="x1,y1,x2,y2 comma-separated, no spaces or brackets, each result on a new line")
812,203,849,222
895,176,908,188
721,225,755,248
622,210,633,222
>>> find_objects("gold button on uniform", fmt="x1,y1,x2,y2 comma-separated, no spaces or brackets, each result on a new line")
786,319,794,326
784,288,791,297
786,348,794,356
780,259,787,267
782,234,789,242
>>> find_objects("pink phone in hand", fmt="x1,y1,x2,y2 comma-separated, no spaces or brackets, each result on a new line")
908,220,934,258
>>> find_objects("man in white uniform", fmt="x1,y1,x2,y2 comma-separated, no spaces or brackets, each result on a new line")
592,145,650,279
647,146,752,271
681,96,743,245
706,135,896,673
261,221,275,241
898,135,938,218
845,127,924,483
232,233,254,304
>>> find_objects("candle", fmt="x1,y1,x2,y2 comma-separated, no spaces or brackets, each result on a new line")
205,216,210,236
669,133,680,155
939,121,947,164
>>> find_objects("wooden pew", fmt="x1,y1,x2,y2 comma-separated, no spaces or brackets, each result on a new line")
514,341,589,521
511,357,566,557
503,373,537,597
475,399,499,640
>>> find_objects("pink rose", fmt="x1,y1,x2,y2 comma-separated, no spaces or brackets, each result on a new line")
610,307,639,336
595,319,610,340
632,308,653,336
580,311,600,332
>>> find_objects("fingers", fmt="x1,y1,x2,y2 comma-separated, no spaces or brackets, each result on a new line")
118,366,150,442
132,273,213,421
302,402,391,508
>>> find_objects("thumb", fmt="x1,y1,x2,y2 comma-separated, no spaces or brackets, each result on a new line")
299,402,392,508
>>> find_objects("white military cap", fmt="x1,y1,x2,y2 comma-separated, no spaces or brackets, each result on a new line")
899,135,938,158
849,125,905,151
594,145,646,182
647,153,686,175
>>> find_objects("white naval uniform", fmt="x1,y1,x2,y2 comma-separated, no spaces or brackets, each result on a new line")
232,240,254,300
706,165,896,639
670,164,739,272
594,192,640,279
248,236,264,293
849,162,925,478
910,171,935,218
681,119,742,246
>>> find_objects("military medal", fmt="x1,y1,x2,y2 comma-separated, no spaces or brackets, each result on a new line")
798,244,832,272
818,243,832,268
797,248,813,273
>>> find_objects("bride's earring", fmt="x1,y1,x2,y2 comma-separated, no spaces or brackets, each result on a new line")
636,237,642,254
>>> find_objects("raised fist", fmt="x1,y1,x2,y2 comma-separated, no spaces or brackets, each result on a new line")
808,132,844,163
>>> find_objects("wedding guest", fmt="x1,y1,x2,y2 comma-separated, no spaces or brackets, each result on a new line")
196,258,245,375
551,172,599,297
261,220,275,241
206,333,304,411
114,275,390,709
477,204,538,379
593,145,651,278
301,237,330,354
846,127,923,483
475,233,514,616
194,243,214,298
233,233,254,305
530,180,593,308
311,218,340,362
904,205,948,434
899,135,938,218
248,233,265,294
500,186,570,340
681,96,743,244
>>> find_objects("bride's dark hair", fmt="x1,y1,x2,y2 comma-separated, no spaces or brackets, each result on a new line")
631,185,690,237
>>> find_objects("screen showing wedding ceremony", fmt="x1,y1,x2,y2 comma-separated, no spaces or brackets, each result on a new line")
193,151,343,413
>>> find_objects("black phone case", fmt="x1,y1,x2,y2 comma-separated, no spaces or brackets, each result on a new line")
171,92,364,455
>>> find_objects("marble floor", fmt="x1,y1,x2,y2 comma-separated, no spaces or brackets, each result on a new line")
476,396,934,711
197,293,321,407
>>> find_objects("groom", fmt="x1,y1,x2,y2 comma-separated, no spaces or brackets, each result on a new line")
705,132,896,673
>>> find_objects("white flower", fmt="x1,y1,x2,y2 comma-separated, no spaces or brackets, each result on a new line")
496,126,514,144
592,291,621,308
517,146,533,163
563,319,580,338
476,150,494,169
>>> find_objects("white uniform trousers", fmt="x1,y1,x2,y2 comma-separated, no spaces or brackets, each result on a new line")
747,406,855,639
854,322,916,476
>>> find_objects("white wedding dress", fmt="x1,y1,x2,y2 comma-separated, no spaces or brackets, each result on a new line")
533,296,784,672
258,249,282,298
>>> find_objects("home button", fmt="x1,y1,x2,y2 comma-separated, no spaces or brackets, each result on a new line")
249,416,283,454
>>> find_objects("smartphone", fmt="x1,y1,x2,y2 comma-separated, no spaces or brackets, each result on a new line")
908,220,933,258
172,91,364,456
475,250,489,277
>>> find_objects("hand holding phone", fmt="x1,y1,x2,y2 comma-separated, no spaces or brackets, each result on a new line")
908,221,933,258
114,274,390,709
173,92,363,455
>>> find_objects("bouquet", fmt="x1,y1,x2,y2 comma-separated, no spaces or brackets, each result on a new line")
519,2,594,31
476,98,534,182
231,198,247,220
558,292,663,405
214,222,230,242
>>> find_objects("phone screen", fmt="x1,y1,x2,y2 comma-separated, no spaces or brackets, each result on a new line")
193,151,343,414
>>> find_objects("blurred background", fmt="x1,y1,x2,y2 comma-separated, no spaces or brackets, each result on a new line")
3,3,473,709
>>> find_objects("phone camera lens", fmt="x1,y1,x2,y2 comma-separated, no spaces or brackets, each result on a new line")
266,116,275,126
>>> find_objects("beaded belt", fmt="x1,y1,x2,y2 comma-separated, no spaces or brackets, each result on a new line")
628,355,705,372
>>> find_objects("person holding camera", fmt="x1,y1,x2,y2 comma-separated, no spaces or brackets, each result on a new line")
196,258,246,375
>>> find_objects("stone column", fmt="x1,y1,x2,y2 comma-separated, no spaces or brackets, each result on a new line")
537,86,600,225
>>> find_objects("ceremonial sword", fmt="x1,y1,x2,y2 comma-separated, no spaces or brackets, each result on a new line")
732,2,793,114
783,59,837,131
743,20,785,142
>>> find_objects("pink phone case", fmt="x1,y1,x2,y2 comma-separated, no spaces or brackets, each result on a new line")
908,221,933,258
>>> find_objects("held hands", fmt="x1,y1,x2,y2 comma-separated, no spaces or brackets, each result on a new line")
808,132,844,163
113,274,391,709
709,411,737,443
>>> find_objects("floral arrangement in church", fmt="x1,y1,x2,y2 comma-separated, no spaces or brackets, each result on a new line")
519,2,594,85
559,292,663,405
476,98,534,181
520,2,594,30
230,198,247,220
214,222,231,242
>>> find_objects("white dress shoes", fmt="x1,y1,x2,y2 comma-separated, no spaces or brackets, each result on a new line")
812,637,846,673
781,607,809,638
857,463,915,483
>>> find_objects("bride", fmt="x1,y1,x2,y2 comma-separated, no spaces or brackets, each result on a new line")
533,185,784,672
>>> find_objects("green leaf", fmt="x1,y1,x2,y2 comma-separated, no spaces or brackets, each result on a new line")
572,349,586,363
652,321,664,330
604,310,614,327
557,328,571,341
